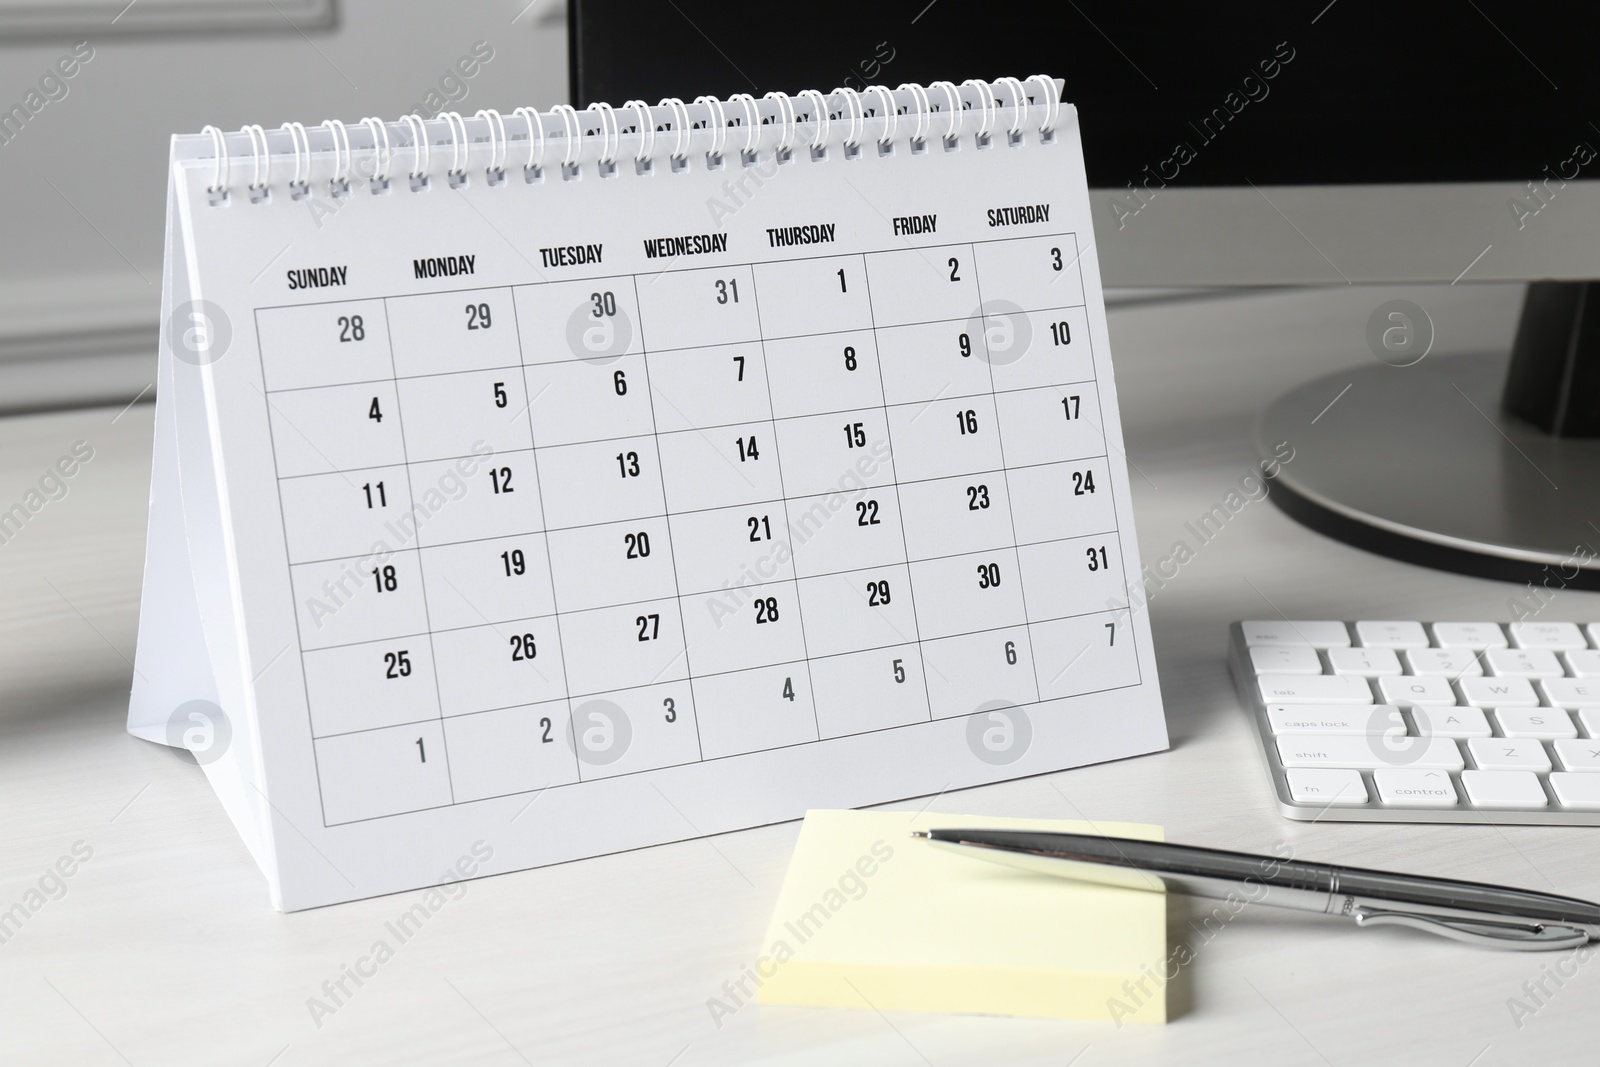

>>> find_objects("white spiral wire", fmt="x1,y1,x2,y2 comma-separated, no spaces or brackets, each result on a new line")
198,82,1062,200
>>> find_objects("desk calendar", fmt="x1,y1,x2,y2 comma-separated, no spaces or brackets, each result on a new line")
129,78,1168,910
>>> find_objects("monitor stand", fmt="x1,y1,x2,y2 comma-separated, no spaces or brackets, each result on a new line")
1259,282,1600,591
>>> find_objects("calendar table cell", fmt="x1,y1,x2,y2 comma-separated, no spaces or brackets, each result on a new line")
635,265,761,350
567,682,702,780
681,581,808,676
693,661,818,759
303,637,440,738
751,255,875,338
515,277,644,365
657,421,786,513
786,487,908,579
279,464,414,564
987,306,1093,393
773,407,896,498
763,330,885,419
897,471,1017,561
418,534,556,631
443,701,580,803
1033,611,1140,701
796,566,920,659
559,597,688,695
875,319,996,406
811,644,929,738
388,288,520,378
547,517,679,613
972,233,1086,314
522,354,656,447
291,550,430,651
1008,459,1118,545
993,384,1107,468
266,381,405,478
886,395,1004,484
409,451,544,548
315,720,453,824
922,626,1041,720
668,502,796,597
257,300,392,392
647,342,773,433
909,547,1029,640
1018,535,1130,623
396,369,535,462
534,436,668,528
433,617,567,716
864,245,982,328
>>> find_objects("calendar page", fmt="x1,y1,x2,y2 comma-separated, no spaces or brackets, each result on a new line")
134,83,1167,909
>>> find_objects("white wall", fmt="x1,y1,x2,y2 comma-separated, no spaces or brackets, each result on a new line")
0,0,570,411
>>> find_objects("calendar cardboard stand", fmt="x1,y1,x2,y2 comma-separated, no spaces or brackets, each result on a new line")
129,79,1168,910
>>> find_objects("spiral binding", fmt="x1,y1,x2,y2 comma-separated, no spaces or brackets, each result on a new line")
190,76,1063,205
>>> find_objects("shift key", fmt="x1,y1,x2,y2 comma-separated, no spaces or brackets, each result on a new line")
1257,675,1374,704
1276,734,1464,770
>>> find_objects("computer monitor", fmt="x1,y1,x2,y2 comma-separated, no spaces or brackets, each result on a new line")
571,0,1600,589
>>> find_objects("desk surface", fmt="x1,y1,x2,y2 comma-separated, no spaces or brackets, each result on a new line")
4,282,1597,1067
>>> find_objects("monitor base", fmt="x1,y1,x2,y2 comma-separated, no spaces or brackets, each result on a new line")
1258,353,1600,591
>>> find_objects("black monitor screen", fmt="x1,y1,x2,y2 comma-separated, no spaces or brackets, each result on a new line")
570,0,1599,187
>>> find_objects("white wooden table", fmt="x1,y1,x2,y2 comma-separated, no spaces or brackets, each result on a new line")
3,282,1597,1066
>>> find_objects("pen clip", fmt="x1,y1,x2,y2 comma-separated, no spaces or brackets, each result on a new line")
1351,907,1593,951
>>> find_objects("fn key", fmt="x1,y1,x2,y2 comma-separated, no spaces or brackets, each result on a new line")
1285,768,1367,805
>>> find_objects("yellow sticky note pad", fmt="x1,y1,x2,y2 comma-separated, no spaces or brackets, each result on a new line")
756,810,1168,1023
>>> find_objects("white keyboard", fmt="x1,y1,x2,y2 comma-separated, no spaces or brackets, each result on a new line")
1229,620,1600,823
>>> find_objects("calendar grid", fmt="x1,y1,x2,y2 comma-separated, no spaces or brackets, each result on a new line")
263,574,1122,667
301,599,1139,739
739,268,825,744
852,251,938,717
264,401,1105,481
967,240,1045,704
314,675,1145,828
374,297,458,804
624,272,709,764
254,230,1140,826
248,230,1100,316
507,289,586,786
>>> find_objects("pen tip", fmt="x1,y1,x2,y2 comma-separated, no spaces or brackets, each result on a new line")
909,830,929,839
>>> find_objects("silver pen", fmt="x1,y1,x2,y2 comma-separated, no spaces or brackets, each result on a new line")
913,829,1600,950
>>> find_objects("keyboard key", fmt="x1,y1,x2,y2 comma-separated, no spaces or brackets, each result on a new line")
1242,621,1351,647
1549,772,1600,809
1431,622,1508,650
1541,678,1600,709
1511,621,1588,650
1553,739,1600,772
1411,706,1492,738
1565,650,1600,677
1484,647,1564,678
1493,708,1577,740
1404,648,1483,677
1355,621,1429,649
1467,737,1552,772
1257,675,1373,704
1249,646,1324,675
1374,769,1459,807
1327,647,1402,677
1588,623,1600,649
1377,675,1458,706
1267,705,1402,735
1459,676,1540,707
1285,768,1368,805
1579,708,1600,738
1276,735,1462,770
1462,770,1548,808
